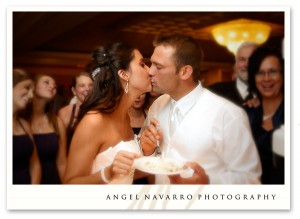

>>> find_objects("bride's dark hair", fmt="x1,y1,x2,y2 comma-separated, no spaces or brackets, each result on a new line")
75,42,136,127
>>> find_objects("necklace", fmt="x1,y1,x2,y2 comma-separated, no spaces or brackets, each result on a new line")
263,112,275,121
32,115,48,134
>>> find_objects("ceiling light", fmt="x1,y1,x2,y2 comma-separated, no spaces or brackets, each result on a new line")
212,19,271,55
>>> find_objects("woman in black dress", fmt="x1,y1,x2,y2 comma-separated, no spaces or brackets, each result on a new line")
246,47,284,184
23,74,67,184
128,93,155,184
13,69,41,184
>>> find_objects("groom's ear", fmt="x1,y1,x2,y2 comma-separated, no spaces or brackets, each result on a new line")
179,65,193,80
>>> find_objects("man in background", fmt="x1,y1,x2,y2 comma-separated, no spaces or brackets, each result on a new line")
207,42,259,107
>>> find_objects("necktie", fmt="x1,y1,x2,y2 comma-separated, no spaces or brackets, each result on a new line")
169,102,179,136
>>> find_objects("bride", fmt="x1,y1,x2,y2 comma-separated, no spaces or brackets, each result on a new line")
63,42,152,184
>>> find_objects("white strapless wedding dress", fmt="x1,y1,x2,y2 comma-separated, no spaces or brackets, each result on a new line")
91,140,140,184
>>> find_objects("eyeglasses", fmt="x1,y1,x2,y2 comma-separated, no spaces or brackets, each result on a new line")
255,69,281,79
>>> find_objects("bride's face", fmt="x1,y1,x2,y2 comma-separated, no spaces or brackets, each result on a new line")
127,50,152,94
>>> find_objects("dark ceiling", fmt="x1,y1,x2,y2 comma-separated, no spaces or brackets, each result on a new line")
13,11,285,68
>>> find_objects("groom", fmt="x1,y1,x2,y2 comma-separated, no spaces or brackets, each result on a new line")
140,33,262,184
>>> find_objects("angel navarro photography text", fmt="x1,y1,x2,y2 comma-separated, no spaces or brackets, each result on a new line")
106,193,277,201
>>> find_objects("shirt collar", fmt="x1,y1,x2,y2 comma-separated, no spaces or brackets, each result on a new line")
170,82,203,116
236,77,248,99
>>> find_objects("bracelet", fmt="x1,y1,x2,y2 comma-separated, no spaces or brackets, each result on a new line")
100,167,110,184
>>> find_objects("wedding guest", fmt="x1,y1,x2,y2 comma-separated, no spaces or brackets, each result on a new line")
140,34,262,184
128,93,154,184
208,42,259,107
63,42,152,184
57,72,93,154
23,74,67,184
13,69,41,184
129,93,148,135
246,46,284,184
144,90,162,111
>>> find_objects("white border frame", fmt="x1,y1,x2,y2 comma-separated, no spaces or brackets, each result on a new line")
7,6,290,210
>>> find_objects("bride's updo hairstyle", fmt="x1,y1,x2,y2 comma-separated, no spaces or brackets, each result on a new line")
76,42,136,126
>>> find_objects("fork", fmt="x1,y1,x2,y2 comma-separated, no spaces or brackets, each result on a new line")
154,125,162,157
134,134,143,155
155,139,162,157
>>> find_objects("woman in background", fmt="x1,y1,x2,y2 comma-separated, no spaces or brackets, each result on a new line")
128,93,154,184
23,74,67,184
144,90,161,111
246,46,284,184
129,93,148,135
58,72,93,154
13,69,41,184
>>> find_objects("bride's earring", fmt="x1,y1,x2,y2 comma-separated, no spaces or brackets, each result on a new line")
125,80,129,94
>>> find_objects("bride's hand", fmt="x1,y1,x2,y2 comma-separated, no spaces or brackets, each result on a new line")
110,150,140,178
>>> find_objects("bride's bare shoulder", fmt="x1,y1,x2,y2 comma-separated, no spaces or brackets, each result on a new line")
78,111,110,129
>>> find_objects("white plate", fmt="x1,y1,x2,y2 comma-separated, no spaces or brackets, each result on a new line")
134,157,187,175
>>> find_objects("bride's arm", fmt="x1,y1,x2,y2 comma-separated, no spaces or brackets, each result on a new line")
63,113,140,184
63,114,107,184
